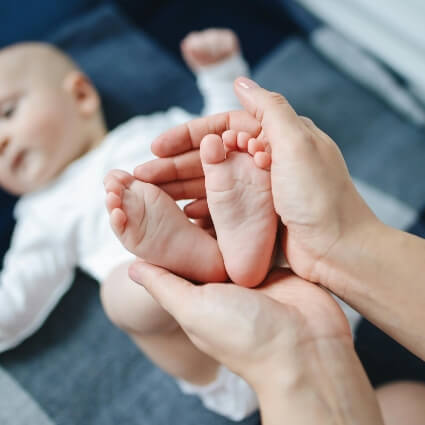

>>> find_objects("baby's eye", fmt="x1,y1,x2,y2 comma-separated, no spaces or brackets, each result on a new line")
0,101,16,119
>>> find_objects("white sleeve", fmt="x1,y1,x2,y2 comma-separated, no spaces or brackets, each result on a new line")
196,53,250,116
0,215,77,352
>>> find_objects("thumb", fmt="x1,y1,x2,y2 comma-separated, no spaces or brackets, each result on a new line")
128,260,196,323
234,77,307,155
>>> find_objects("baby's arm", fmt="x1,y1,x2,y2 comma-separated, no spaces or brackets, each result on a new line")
0,215,76,352
197,54,250,116
181,29,250,116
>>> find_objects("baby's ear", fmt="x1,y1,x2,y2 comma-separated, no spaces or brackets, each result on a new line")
63,71,100,117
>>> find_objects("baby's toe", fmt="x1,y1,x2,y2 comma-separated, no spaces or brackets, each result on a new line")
248,138,266,156
237,132,251,151
104,171,117,190
104,177,123,198
106,191,121,213
110,208,127,236
109,169,134,187
254,151,272,170
200,135,226,165
104,170,133,196
222,130,237,151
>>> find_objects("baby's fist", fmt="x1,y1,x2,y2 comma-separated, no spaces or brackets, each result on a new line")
181,28,240,71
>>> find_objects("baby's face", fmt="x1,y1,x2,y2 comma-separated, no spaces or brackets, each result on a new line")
0,50,95,195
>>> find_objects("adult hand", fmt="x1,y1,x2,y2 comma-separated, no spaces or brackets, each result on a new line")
232,80,425,359
129,262,384,425
128,262,351,387
135,78,380,288
133,78,425,366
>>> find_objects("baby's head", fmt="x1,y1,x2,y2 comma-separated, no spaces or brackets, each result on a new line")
0,43,106,195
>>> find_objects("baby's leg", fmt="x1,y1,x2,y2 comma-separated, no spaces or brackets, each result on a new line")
101,262,219,385
200,134,278,287
104,170,227,283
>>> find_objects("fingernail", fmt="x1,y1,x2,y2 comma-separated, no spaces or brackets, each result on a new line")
237,77,260,89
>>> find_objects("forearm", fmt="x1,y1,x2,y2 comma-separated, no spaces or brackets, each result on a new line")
0,269,74,352
0,217,76,352
325,220,425,359
255,338,383,425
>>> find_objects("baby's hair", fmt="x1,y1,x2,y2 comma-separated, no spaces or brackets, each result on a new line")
0,42,80,85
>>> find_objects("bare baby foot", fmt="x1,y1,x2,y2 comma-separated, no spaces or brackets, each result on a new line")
181,28,240,71
222,129,271,170
200,134,278,288
104,169,227,283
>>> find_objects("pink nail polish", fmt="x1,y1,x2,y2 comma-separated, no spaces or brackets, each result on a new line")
237,77,260,89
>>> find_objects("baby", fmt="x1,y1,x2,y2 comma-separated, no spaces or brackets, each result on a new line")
104,93,281,420
103,49,283,425
0,29,260,420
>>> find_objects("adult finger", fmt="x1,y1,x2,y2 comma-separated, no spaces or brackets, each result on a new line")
234,78,313,158
184,199,210,219
300,116,336,145
128,261,197,324
160,177,206,200
151,110,261,157
194,216,214,231
134,150,203,184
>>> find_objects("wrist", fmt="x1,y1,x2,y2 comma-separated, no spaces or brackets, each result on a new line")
321,218,425,358
317,215,387,298
195,52,247,79
253,337,383,425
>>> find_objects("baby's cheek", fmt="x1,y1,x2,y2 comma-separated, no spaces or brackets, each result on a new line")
31,106,67,149
25,105,46,131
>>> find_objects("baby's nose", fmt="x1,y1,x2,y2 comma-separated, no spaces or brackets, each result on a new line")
0,136,9,155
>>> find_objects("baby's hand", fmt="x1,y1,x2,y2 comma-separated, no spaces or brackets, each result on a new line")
181,28,240,72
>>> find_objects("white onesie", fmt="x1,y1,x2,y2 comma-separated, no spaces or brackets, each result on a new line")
0,54,258,420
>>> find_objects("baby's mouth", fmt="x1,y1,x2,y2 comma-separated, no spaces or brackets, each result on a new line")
11,149,27,171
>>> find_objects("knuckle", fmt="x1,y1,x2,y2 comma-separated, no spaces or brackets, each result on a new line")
268,91,289,107
300,116,314,126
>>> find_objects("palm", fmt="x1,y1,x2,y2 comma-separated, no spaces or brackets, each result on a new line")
130,261,353,390
258,269,351,343
181,268,351,385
